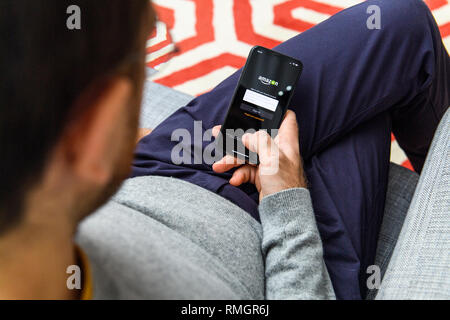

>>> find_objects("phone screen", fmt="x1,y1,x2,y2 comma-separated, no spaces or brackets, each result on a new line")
219,46,303,163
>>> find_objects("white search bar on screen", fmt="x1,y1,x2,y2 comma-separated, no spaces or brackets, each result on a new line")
243,89,279,112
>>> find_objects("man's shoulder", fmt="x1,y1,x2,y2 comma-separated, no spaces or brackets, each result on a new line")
74,176,265,299
75,200,241,299
110,175,262,240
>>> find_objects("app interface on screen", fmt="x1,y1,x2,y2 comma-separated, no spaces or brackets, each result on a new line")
223,47,302,141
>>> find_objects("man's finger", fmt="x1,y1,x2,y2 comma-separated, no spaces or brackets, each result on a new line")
278,110,299,139
229,165,256,186
276,110,300,158
212,125,221,138
136,128,152,143
242,130,274,163
212,154,245,173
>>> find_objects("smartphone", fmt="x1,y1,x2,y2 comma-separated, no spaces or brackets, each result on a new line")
217,46,303,164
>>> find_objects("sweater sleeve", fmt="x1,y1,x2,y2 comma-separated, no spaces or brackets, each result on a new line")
258,188,336,300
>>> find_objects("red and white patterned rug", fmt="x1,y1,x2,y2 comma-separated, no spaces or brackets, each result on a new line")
146,0,450,168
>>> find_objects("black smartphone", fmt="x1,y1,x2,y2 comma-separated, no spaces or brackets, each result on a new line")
217,46,303,164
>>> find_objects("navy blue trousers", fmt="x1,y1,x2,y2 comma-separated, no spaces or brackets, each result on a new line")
132,0,450,299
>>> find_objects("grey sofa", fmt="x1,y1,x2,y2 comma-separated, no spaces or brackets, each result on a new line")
140,72,450,300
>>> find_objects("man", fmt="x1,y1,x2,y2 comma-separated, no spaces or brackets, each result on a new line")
0,0,151,298
0,0,334,299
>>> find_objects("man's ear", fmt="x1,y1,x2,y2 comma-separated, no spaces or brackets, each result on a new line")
61,77,134,186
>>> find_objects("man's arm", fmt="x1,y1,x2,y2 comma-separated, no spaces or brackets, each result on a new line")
212,110,336,300
259,188,335,299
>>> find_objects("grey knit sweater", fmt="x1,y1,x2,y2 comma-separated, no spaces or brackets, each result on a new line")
75,176,335,299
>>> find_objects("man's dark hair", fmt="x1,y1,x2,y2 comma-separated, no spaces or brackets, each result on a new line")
0,0,154,232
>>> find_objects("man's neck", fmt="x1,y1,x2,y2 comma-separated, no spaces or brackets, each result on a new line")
0,213,79,299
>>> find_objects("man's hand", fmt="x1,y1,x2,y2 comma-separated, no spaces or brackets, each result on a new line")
136,128,152,143
212,110,307,201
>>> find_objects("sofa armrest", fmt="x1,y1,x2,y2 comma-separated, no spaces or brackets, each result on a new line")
366,163,419,299
139,69,194,129
376,107,450,300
